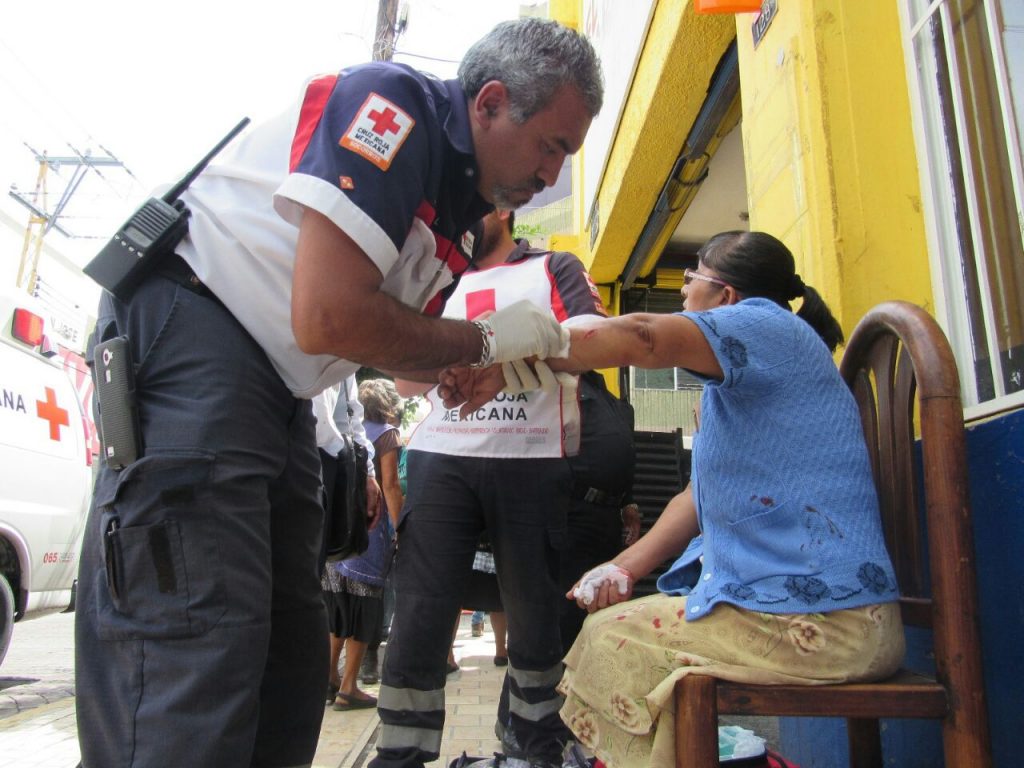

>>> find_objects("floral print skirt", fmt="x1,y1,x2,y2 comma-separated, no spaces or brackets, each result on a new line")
557,594,904,768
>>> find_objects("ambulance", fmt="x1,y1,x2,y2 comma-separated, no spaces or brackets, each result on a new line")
0,286,93,665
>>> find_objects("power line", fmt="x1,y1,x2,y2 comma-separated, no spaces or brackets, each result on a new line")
392,49,460,65
0,38,102,157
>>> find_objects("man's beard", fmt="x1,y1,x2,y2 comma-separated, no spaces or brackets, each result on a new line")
491,177,545,210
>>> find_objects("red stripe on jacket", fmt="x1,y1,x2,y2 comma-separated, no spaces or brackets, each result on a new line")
547,256,571,323
289,74,338,173
414,199,471,317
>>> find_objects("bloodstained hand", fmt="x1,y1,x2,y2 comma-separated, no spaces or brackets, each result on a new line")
438,365,506,418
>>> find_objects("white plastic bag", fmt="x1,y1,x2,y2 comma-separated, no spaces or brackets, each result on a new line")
718,724,767,761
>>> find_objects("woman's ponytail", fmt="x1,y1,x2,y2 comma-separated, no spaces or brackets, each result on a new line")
795,284,844,353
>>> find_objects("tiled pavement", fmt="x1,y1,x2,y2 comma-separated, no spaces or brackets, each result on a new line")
0,612,504,768
317,611,505,768
1,611,779,767
0,611,80,768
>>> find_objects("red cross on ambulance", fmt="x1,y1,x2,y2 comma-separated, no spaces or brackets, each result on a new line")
36,386,70,441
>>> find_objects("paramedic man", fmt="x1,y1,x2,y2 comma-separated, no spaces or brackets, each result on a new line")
384,210,607,768
74,17,603,768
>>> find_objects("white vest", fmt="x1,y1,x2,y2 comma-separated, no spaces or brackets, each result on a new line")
409,256,580,458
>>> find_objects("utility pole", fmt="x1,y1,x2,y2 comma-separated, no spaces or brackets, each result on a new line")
10,147,125,294
373,0,400,61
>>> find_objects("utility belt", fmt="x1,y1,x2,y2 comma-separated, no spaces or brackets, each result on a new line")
572,482,626,507
157,255,223,305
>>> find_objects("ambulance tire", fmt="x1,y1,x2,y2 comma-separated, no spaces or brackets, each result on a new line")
0,575,14,667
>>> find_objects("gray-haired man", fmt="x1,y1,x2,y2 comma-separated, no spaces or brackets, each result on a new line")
76,16,601,768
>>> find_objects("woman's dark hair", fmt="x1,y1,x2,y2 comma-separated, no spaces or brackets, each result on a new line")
697,230,845,352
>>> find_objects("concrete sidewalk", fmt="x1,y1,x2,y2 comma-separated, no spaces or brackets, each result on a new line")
0,611,504,768
0,610,80,768
308,610,783,767
317,611,505,768
0,696,80,768
0,611,778,766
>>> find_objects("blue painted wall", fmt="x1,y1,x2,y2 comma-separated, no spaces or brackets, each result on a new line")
778,408,1024,767
967,407,1024,766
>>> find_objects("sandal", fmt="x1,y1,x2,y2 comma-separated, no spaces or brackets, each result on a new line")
326,682,340,703
332,691,377,711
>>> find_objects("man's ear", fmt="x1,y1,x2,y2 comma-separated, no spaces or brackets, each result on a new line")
472,81,507,127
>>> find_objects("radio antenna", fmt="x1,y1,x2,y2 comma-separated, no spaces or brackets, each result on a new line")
162,117,251,203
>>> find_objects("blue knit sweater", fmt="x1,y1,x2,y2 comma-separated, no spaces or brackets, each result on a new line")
656,299,898,619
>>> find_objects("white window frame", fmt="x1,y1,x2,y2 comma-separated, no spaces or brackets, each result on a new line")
898,0,1024,420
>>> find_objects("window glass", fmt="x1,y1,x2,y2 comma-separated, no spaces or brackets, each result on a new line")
904,0,1024,406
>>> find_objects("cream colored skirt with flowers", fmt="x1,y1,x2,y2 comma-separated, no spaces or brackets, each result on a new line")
557,594,905,768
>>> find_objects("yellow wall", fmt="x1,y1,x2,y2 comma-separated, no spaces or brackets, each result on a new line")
554,0,933,338
737,0,933,331
551,0,934,386
578,2,735,283
548,0,579,30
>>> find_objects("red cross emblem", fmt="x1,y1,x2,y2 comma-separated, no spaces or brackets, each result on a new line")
368,106,401,136
340,93,415,171
36,387,69,441
465,289,497,321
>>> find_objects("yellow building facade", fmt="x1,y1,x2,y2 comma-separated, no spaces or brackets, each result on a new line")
556,0,932,332
547,1,1022,764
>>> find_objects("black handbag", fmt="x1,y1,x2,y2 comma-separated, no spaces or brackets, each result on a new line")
325,435,370,562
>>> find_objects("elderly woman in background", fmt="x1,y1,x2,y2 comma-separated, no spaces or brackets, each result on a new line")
326,378,404,711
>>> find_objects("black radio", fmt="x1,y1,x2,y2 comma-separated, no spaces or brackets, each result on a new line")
84,117,251,301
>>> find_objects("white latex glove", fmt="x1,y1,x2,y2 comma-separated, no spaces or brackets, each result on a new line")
477,300,570,364
573,562,633,606
501,359,559,394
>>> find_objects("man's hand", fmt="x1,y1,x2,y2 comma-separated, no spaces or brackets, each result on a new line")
568,562,634,612
366,477,383,530
440,359,576,418
480,300,570,363
438,366,506,418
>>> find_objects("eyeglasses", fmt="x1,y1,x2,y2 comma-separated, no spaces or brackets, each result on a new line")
683,268,728,288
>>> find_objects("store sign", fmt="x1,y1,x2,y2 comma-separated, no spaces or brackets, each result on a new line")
752,0,778,49
44,308,87,352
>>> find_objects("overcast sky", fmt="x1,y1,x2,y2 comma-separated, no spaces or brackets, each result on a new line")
0,0,524,271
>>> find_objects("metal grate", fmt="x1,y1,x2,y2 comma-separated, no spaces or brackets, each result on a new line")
630,429,691,597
